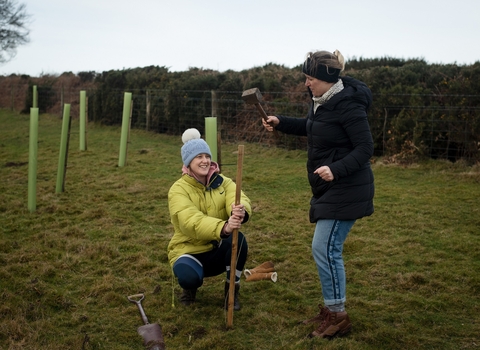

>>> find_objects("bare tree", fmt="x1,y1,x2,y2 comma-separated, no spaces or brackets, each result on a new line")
0,0,30,64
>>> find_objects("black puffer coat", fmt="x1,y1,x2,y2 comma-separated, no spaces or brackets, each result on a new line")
276,76,374,222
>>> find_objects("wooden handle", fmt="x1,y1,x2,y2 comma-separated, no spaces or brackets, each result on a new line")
227,145,244,328
254,103,279,138
254,103,269,121
234,146,244,206
127,293,145,303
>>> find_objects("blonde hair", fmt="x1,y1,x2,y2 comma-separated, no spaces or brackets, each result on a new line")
305,49,345,73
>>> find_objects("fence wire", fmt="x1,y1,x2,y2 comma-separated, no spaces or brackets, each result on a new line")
1,84,479,163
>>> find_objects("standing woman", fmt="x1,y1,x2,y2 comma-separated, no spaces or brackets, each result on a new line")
167,128,251,310
263,49,374,339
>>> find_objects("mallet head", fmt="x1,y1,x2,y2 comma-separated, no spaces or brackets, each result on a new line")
242,88,263,105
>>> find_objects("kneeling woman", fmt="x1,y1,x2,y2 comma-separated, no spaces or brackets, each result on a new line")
167,128,251,310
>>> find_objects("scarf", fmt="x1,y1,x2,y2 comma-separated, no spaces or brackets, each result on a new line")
313,79,344,113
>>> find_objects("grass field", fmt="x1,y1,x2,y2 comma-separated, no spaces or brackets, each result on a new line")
1,109,479,350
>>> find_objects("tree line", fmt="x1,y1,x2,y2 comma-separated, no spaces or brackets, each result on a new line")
1,56,479,162
91,57,480,162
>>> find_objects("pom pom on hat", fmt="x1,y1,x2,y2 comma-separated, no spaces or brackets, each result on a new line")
181,128,212,167
182,128,201,144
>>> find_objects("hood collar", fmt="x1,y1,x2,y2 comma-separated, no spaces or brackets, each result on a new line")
182,161,220,186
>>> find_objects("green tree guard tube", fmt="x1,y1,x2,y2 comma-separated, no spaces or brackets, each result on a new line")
56,104,71,193
79,91,86,151
205,117,217,162
118,92,132,167
28,108,39,212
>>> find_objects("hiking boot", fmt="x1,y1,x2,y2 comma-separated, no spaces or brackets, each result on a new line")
180,288,197,306
308,309,352,339
224,282,241,311
299,304,329,325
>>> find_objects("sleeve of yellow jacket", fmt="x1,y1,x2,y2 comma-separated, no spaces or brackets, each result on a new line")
167,174,252,266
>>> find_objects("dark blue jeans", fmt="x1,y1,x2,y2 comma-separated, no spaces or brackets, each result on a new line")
173,232,248,289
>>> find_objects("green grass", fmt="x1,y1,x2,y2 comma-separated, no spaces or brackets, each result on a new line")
1,109,479,350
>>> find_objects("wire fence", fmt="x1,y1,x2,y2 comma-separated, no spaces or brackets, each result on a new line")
1,83,479,163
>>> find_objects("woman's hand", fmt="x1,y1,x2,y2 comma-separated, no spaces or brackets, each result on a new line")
314,166,334,182
262,116,279,132
231,204,245,221
224,204,245,234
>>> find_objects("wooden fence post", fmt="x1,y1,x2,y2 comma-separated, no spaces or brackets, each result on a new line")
146,89,151,131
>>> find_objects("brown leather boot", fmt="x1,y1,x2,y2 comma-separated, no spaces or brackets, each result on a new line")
308,309,352,339
299,304,329,325
224,282,240,311
180,288,197,306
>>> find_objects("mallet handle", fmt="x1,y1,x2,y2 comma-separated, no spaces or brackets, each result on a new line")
254,103,280,138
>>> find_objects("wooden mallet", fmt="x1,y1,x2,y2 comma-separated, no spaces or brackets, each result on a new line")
241,88,279,138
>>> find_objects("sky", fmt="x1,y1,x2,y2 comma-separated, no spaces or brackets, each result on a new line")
1,0,479,77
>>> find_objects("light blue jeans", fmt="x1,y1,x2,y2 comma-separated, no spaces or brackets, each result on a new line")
312,219,356,306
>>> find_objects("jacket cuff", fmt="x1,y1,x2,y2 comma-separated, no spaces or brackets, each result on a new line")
220,221,231,239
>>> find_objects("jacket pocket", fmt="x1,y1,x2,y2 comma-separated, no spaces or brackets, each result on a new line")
308,172,334,197
309,149,337,197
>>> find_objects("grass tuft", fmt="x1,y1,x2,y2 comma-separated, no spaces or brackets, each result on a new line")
1,110,479,349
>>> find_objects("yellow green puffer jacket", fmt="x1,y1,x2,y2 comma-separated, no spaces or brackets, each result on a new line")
167,171,251,267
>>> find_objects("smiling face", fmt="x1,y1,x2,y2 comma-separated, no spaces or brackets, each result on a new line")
304,74,335,97
188,153,211,181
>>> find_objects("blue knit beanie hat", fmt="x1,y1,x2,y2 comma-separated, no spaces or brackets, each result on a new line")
181,128,212,167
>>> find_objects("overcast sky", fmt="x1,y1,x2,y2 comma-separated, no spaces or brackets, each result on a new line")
1,0,479,77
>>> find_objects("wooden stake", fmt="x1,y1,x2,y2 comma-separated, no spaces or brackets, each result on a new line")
227,145,244,328
146,89,151,131
217,132,222,168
